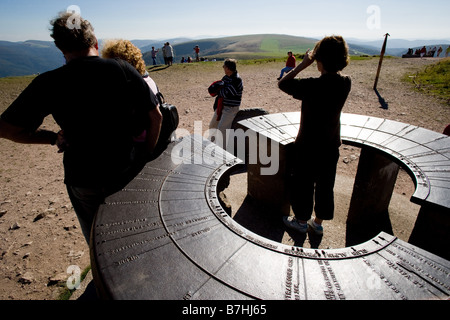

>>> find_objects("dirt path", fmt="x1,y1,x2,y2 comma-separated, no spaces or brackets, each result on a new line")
0,57,448,300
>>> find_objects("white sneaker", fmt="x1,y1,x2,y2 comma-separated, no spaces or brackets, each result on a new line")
283,216,308,233
307,218,323,235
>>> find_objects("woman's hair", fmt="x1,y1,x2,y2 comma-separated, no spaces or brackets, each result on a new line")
312,35,349,73
101,39,147,75
50,12,97,52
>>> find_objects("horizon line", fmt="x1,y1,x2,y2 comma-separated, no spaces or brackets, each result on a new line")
2,33,450,44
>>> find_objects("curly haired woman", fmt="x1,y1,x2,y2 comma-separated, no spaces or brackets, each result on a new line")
101,39,162,144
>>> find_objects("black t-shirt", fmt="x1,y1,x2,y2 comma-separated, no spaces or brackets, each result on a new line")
279,73,351,150
1,56,159,188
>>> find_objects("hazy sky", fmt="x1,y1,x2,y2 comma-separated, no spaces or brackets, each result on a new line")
1,0,449,42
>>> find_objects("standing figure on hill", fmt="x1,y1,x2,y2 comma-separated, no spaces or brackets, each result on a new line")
151,46,159,65
430,46,437,57
278,51,296,80
436,46,443,57
0,12,162,244
194,45,200,62
446,46,450,58
278,36,351,236
165,42,174,66
420,46,427,57
162,43,168,65
208,59,243,151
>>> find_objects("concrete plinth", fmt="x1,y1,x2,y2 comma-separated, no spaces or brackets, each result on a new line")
346,147,399,246
247,138,290,216
409,204,450,260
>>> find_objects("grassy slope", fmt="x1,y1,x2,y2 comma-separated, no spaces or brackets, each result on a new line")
143,34,382,64
402,58,450,102
144,34,318,63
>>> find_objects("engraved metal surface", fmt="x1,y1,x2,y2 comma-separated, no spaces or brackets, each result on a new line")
238,112,450,209
91,133,450,300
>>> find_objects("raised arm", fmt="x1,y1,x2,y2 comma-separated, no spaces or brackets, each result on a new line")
278,50,315,84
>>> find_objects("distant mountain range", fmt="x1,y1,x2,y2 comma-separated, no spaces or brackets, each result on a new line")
1,34,449,78
142,34,319,65
0,40,64,77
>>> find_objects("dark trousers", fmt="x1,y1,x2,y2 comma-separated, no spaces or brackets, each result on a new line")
289,147,340,222
66,153,146,245
67,186,106,244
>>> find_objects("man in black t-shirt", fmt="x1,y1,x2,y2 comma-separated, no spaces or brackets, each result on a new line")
0,12,162,244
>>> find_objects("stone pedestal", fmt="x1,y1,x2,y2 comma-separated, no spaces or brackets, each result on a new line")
409,204,450,260
346,147,399,246
247,138,290,216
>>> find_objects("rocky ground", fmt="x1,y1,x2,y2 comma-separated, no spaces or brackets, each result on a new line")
0,56,448,300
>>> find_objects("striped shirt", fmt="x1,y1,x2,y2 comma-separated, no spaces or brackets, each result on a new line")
219,72,243,107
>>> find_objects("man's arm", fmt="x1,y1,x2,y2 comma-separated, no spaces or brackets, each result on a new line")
144,107,163,156
0,119,57,145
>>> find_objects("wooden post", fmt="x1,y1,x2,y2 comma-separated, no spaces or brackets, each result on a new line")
373,33,390,90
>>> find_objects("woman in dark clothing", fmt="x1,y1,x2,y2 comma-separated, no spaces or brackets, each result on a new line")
278,36,351,236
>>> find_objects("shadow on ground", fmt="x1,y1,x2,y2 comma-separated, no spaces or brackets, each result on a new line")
232,194,323,249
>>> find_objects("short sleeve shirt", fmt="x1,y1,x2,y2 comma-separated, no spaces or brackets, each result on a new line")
279,73,351,150
1,57,159,188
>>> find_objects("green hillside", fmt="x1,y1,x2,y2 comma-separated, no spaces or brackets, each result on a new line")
143,34,318,64
1,34,403,77
0,40,63,77
403,57,450,102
